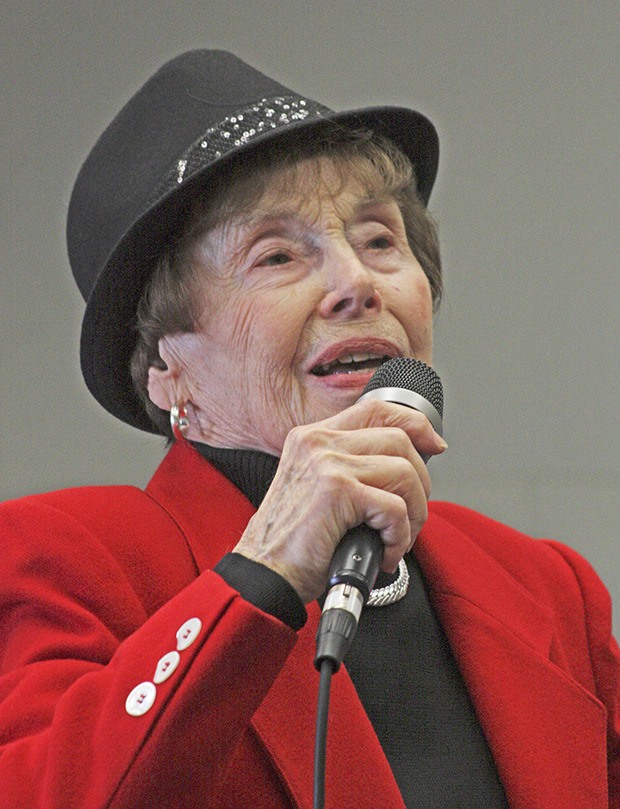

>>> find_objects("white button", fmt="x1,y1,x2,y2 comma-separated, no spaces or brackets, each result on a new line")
176,617,203,651
125,681,157,716
153,650,181,684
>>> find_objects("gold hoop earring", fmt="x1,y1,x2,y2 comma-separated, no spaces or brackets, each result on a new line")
170,402,189,441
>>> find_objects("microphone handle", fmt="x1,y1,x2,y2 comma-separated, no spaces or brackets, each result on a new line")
327,524,382,600
314,526,382,671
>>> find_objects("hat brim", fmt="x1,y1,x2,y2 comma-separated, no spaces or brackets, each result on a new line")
80,106,439,433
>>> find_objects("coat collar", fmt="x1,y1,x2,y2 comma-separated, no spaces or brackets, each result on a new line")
148,441,608,808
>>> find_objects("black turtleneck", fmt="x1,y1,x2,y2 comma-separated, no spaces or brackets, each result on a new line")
193,441,509,808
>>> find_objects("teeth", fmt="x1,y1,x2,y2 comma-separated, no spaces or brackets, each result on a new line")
339,352,383,365
313,352,389,375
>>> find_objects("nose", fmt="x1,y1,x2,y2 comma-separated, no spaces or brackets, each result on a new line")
317,244,383,320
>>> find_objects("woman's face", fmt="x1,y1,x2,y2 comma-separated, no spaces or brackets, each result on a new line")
154,157,434,455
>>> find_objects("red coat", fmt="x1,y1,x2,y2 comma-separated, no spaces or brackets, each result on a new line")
0,440,618,808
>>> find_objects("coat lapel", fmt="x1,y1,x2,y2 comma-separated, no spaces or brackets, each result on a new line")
415,510,609,809
146,440,256,570
148,444,609,808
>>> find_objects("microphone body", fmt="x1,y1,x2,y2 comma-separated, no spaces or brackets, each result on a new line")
314,358,444,670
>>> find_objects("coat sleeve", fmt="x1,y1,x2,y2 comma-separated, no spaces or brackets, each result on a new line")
0,493,297,808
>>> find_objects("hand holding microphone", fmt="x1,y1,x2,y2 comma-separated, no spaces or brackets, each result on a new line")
314,358,444,670
234,358,445,622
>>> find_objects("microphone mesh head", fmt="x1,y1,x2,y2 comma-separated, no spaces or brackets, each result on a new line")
362,358,444,419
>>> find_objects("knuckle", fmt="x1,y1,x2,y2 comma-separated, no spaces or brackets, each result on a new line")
285,424,306,450
357,396,391,421
385,426,410,445
411,499,429,527
421,470,432,499
316,451,344,479
404,410,429,434
357,398,430,434
286,424,312,448
286,423,327,453
393,455,414,477
394,497,409,521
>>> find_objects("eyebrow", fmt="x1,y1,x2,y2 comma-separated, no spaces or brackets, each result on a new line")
234,196,398,233
235,209,303,231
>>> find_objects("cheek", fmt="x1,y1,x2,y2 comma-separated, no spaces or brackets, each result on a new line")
207,293,304,378
389,266,433,314
410,276,434,321
388,271,434,349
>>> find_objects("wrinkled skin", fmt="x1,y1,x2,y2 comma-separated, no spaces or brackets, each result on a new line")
148,157,446,602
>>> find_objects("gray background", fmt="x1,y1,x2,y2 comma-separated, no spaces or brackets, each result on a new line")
2,2,618,628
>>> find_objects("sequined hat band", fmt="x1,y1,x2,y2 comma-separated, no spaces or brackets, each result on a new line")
150,96,330,205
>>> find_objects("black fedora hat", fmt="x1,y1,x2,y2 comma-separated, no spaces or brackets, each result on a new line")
67,49,439,433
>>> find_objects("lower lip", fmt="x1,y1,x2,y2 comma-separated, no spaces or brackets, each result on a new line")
308,369,377,389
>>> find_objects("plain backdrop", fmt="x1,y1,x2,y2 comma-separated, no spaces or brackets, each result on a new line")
2,1,618,628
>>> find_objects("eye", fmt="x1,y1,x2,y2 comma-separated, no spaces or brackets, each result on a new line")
264,251,292,266
366,235,393,250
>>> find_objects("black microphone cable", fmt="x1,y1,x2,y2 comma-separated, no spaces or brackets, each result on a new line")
312,358,444,809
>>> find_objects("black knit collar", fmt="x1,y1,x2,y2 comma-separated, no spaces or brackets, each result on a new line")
190,441,279,510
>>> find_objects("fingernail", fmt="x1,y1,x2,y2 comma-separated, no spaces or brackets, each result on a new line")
436,435,448,450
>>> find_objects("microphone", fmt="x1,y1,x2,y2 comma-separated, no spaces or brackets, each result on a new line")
314,358,444,670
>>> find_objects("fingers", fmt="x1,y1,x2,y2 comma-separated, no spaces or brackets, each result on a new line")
284,398,442,552
322,397,447,459
318,428,432,499
343,452,429,525
282,431,428,571
234,398,445,603
350,474,428,573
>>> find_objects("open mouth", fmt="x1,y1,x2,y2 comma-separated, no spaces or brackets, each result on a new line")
310,352,392,377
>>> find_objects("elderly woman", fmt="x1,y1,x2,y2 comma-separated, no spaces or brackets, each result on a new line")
0,51,617,809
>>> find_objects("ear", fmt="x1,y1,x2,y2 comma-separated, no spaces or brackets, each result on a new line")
146,336,187,412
